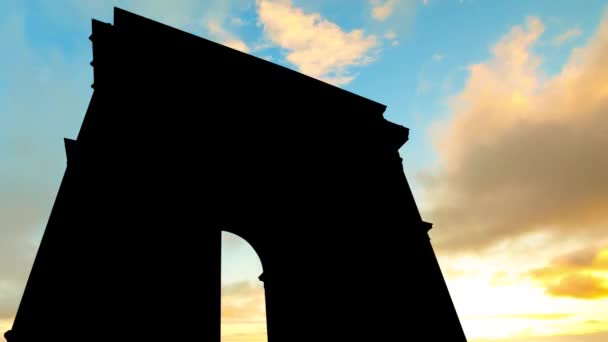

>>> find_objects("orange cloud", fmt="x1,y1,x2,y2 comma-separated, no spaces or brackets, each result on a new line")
420,10,608,252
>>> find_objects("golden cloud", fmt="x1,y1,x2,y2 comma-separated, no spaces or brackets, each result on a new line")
256,0,378,85
527,247,608,299
470,330,608,342
545,273,608,299
420,10,608,252
222,281,267,323
465,313,573,320
370,0,399,21
222,322,267,342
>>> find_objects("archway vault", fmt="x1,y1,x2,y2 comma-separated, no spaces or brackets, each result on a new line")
221,231,267,342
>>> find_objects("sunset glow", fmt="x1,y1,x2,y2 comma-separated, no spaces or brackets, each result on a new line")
2,1,608,341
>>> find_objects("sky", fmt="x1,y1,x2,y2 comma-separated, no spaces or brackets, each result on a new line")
1,0,608,341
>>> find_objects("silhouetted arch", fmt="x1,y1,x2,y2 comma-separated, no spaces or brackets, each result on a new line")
4,7,468,342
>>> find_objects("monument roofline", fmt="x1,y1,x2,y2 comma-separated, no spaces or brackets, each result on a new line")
106,7,388,116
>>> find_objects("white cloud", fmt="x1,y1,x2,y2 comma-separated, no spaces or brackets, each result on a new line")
256,0,378,86
252,39,274,52
432,53,444,62
206,19,250,53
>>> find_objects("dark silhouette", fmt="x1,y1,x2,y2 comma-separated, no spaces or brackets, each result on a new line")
5,7,467,342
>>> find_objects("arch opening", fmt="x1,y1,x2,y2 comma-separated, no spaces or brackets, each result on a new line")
221,231,268,342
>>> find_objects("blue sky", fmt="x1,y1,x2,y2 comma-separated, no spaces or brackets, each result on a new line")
2,1,608,341
2,0,602,199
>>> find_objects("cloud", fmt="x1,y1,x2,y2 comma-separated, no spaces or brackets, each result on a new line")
384,30,399,46
231,17,245,26
0,197,45,320
224,40,250,53
206,19,250,53
251,39,274,52
420,11,608,252
471,330,608,342
256,0,378,86
466,313,573,320
368,0,417,43
527,247,608,299
432,53,444,62
490,271,517,287
384,29,396,40
222,281,266,323
545,273,608,299
551,246,608,269
370,0,399,21
553,26,583,46
221,322,267,342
